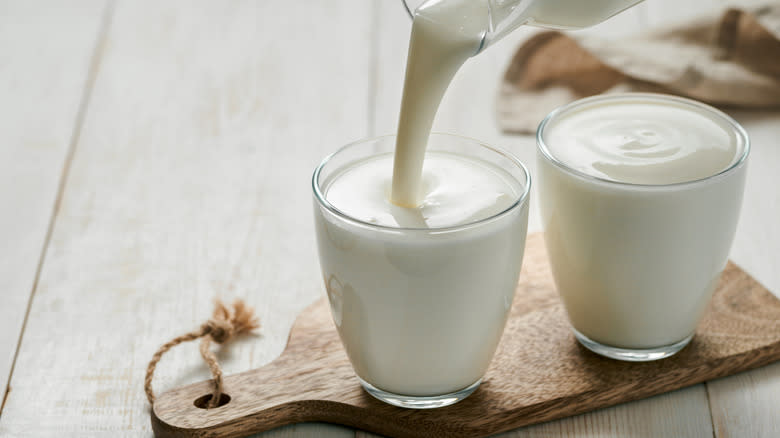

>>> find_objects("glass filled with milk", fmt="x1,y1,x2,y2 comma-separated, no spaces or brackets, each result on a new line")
313,133,530,408
537,93,750,361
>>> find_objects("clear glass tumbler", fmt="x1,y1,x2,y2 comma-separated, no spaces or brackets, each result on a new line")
312,133,530,408
537,93,750,361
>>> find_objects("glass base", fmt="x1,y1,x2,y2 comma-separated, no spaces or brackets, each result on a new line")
573,328,694,362
358,377,481,409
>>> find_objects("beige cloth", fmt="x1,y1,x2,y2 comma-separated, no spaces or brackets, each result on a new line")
497,2,780,134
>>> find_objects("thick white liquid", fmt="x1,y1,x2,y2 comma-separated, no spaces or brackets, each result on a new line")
391,0,486,206
391,0,644,206
317,150,528,395
328,152,518,228
539,95,748,349
544,99,740,184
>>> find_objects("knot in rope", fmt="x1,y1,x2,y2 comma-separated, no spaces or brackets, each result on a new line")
202,318,235,344
145,299,260,408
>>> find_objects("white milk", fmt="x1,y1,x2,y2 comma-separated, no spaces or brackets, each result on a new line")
329,152,518,228
391,0,486,207
538,94,748,350
314,143,529,396
543,99,740,184
391,0,643,207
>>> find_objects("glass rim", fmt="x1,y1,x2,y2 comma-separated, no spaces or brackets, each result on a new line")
312,132,532,233
536,92,750,190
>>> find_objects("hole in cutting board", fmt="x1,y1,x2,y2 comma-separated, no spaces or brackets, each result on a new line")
193,393,231,409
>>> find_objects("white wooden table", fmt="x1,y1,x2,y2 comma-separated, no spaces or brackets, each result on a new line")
1,0,778,436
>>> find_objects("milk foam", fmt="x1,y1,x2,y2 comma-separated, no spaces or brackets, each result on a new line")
543,98,741,184
327,152,519,228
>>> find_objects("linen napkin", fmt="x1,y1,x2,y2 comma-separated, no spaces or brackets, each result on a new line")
497,2,780,134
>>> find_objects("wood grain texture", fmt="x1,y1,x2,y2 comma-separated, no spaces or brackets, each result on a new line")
152,233,780,438
0,0,370,436
708,361,780,438
706,112,780,438
3,0,779,437
359,386,715,438
249,423,357,438
0,0,107,400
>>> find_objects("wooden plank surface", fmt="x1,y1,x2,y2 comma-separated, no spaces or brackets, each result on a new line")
707,112,780,438
0,0,370,435
0,0,108,405
1,0,779,437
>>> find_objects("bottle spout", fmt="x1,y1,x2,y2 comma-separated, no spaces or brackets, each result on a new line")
401,0,644,54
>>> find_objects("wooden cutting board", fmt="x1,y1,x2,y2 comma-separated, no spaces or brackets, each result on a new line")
151,233,780,438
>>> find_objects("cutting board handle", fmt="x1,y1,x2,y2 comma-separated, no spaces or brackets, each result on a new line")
148,234,780,438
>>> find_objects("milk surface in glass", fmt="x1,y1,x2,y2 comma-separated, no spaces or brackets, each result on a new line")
537,94,749,359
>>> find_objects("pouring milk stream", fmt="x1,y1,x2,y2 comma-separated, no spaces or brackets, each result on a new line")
391,0,643,207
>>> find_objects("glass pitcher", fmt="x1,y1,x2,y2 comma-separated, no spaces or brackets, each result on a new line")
402,0,644,54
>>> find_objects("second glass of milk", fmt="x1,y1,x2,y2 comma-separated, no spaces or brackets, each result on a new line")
313,133,530,408
537,93,749,361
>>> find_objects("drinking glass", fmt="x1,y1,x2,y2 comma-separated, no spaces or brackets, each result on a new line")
313,133,530,408
537,93,750,361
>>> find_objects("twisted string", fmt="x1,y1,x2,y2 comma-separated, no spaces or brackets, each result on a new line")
144,299,260,408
